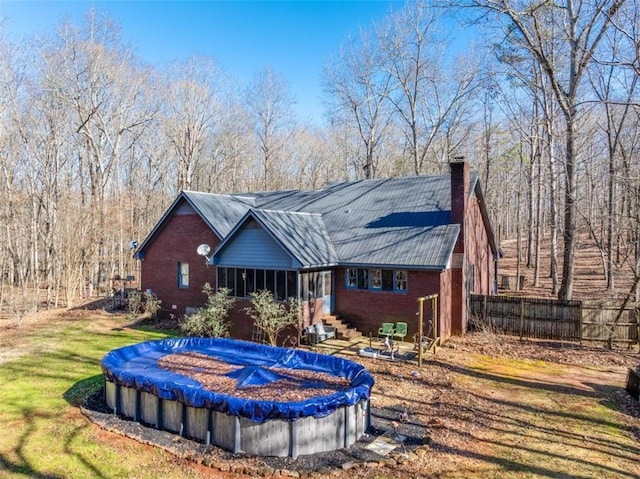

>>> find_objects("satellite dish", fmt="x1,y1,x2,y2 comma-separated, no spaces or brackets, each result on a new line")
128,240,138,250
197,244,211,257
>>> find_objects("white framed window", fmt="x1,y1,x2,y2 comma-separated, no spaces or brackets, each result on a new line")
178,262,189,288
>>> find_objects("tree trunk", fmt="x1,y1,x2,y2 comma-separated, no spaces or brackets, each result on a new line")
559,110,578,300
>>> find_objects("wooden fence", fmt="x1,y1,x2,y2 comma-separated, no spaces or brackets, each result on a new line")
469,294,640,345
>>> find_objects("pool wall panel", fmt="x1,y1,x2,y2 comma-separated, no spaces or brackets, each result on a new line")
186,407,208,441
141,392,158,426
162,399,183,434
241,418,289,457
120,386,136,418
104,379,369,458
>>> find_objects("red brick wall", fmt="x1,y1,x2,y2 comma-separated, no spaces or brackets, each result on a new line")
439,269,452,340
227,300,253,340
334,267,445,339
140,212,219,319
467,195,496,296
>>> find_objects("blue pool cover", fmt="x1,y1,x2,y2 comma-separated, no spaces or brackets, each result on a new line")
101,337,375,422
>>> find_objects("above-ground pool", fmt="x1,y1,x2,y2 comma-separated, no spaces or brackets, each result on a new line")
101,337,375,458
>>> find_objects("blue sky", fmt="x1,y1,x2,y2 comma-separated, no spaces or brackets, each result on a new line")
0,1,403,123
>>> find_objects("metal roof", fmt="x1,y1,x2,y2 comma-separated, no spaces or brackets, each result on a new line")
215,209,339,269
251,175,459,269
139,172,491,270
183,191,254,238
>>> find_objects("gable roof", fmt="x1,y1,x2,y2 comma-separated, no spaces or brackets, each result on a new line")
136,171,497,270
216,209,339,269
182,191,255,238
250,175,461,268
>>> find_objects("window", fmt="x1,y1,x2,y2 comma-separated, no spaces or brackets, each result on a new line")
395,271,408,291
218,267,236,296
256,269,265,291
308,271,322,299
345,267,408,293
265,270,275,295
178,262,189,288
382,270,394,291
371,269,382,289
286,271,297,300
245,268,255,294
235,269,245,297
216,267,297,301
300,272,309,300
346,269,357,288
357,269,368,289
276,270,286,301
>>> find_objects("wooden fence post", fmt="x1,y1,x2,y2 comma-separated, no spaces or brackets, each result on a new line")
636,306,640,354
483,295,487,323
519,298,525,341
417,297,424,368
578,301,583,345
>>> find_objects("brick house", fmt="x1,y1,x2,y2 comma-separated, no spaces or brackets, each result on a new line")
135,160,499,342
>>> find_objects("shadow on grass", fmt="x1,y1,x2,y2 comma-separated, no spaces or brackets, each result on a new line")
63,374,104,407
0,453,63,479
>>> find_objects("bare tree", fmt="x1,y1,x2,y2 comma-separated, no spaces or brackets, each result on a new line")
245,66,296,190
162,56,224,191
323,30,394,179
41,9,154,298
380,1,479,174
468,0,627,300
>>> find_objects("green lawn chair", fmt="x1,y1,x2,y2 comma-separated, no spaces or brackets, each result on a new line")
393,322,408,342
377,322,395,339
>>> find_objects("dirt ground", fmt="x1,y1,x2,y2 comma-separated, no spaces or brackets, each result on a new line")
498,234,638,301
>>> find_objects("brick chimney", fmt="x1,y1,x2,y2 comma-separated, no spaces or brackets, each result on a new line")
449,157,469,334
450,157,469,253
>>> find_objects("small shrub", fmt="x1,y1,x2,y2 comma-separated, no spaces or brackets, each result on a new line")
143,291,162,319
128,290,143,317
468,314,497,335
180,284,234,337
127,290,161,320
244,290,302,346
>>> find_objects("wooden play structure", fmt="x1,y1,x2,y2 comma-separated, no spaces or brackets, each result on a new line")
416,294,440,367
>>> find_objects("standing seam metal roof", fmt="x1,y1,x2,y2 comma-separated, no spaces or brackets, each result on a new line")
170,173,482,269
246,209,339,268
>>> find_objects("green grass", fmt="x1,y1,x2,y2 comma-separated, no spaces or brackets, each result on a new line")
0,315,204,479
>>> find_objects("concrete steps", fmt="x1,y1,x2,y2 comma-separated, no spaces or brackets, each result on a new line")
322,315,363,341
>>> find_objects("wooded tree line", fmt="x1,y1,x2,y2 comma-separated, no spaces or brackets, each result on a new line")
1,1,639,320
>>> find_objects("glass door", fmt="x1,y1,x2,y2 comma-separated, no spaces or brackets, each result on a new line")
321,271,333,314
